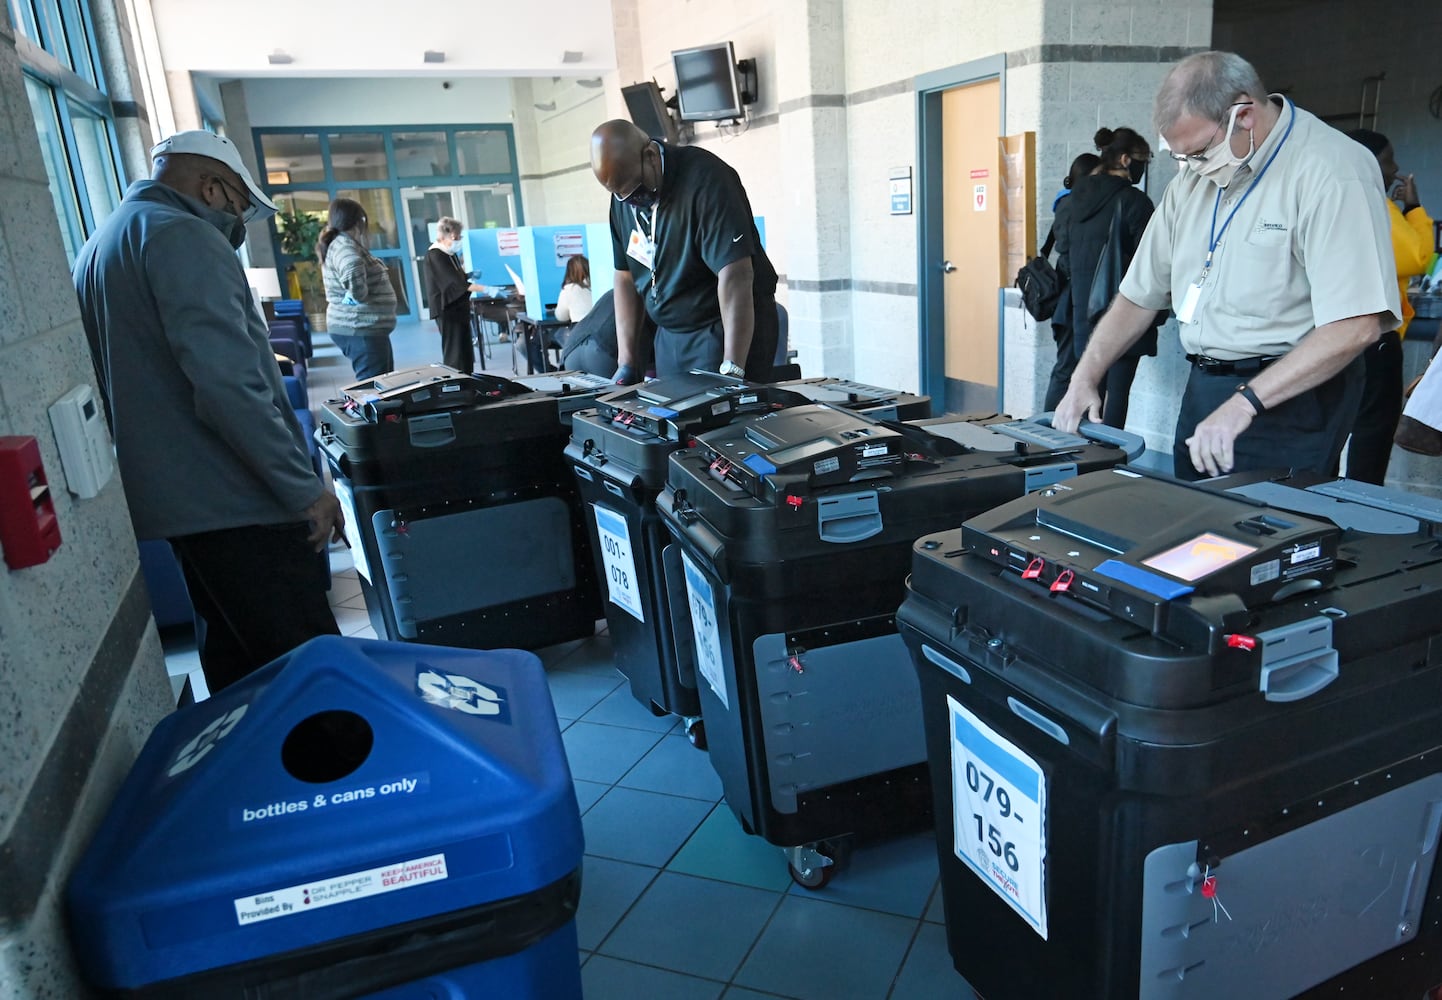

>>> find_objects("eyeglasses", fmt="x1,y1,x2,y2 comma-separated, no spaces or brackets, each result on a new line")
1165,101,1253,163
204,173,252,213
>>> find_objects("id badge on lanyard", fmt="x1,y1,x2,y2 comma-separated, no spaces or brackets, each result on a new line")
626,207,657,271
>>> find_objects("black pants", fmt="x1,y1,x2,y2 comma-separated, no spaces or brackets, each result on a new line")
654,295,779,381
1172,357,1363,481
1342,330,1403,485
1042,322,1077,412
1099,356,1142,429
439,307,475,374
170,522,339,694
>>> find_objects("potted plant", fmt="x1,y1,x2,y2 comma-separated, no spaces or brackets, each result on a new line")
275,208,327,332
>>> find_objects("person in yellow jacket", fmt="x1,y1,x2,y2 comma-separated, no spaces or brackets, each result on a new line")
1342,128,1435,484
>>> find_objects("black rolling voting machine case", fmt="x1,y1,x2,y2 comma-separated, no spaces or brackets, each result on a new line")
318,365,601,651
898,468,1442,1000
657,405,1144,884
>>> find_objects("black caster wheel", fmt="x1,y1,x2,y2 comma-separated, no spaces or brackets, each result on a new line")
684,718,707,750
785,838,850,890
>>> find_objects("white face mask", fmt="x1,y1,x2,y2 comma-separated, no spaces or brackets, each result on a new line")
1186,102,1256,188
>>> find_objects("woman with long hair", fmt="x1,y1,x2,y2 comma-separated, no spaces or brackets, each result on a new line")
318,198,397,380
1054,127,1160,428
554,254,593,323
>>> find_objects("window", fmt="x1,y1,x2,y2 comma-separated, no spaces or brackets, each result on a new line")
13,0,124,263
455,130,512,175
393,131,450,178
70,106,121,227
261,133,325,184
327,133,388,182
25,77,81,261
256,125,521,318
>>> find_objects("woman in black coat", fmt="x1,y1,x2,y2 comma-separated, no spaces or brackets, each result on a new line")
424,216,482,372
1054,127,1159,428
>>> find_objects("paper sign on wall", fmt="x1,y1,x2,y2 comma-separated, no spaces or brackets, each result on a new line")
973,185,988,212
497,229,521,256
553,231,584,267
889,166,913,216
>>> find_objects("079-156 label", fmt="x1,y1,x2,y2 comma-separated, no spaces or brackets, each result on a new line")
948,696,1049,939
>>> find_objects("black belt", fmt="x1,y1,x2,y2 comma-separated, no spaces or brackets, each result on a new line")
1186,353,1283,376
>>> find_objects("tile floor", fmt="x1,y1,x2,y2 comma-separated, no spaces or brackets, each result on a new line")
160,318,989,998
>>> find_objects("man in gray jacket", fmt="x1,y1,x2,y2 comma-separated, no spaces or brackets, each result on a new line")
74,131,343,694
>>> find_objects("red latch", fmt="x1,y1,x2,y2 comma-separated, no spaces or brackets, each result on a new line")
1021,557,1044,580
786,495,804,510
1225,634,1258,651
1049,569,1075,593
788,655,804,674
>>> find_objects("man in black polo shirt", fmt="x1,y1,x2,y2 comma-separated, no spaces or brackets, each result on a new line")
589,120,778,384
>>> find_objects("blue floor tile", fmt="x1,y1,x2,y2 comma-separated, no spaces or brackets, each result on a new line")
551,630,623,675
582,786,712,867
573,856,659,951
788,833,939,918
924,884,945,924
618,733,725,801
889,923,976,999
582,683,680,733
734,895,916,1000
560,721,663,783
573,779,608,815
581,956,724,1000
723,989,800,999
546,671,625,720
668,804,794,893
599,871,780,982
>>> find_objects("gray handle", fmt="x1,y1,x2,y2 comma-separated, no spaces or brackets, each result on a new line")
817,490,883,544
406,412,457,449
1260,649,1339,702
1032,412,1147,462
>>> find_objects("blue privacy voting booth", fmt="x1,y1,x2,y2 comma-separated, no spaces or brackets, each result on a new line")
468,218,767,318
67,636,583,999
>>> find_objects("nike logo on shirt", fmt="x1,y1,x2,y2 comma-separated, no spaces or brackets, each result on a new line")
732,234,744,242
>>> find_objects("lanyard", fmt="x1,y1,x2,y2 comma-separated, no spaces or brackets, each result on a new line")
1204,100,1296,275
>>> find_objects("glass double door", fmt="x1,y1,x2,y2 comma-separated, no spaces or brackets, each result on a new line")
402,184,517,319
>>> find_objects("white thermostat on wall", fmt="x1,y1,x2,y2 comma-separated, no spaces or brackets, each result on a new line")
48,384,114,499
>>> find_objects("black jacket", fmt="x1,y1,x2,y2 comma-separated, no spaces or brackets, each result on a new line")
1054,173,1158,358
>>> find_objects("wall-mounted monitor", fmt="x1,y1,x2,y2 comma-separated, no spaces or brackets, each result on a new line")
621,81,680,144
672,41,745,122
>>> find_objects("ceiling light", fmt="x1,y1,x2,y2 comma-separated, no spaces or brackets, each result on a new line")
561,50,583,64
424,50,445,64
267,49,293,65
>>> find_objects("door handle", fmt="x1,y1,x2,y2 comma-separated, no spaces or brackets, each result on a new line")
940,260,957,274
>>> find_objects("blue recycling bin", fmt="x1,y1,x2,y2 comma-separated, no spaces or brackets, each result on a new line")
67,635,584,998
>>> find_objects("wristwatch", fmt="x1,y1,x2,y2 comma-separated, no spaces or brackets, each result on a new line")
719,360,745,378
1235,383,1266,415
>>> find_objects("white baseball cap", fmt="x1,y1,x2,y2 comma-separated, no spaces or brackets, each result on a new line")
150,130,278,221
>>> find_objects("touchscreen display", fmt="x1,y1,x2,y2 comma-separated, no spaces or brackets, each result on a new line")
1141,532,1258,582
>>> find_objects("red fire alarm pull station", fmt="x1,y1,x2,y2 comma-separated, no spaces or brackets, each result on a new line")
0,436,62,570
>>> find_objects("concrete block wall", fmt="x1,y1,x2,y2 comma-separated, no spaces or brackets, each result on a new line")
0,9,174,998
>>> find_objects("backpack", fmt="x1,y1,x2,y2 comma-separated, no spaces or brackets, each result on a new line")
1015,228,1064,322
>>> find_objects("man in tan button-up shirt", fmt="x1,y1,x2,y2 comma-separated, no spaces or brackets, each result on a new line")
1056,51,1400,480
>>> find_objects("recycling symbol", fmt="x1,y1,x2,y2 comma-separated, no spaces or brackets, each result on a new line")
167,704,249,777
416,668,506,717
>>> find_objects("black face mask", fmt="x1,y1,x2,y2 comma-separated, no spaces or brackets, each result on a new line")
1128,158,1148,186
622,187,658,211
224,214,247,249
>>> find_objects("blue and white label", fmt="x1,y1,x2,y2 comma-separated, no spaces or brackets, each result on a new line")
948,695,1048,939
593,505,644,622
681,550,728,710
